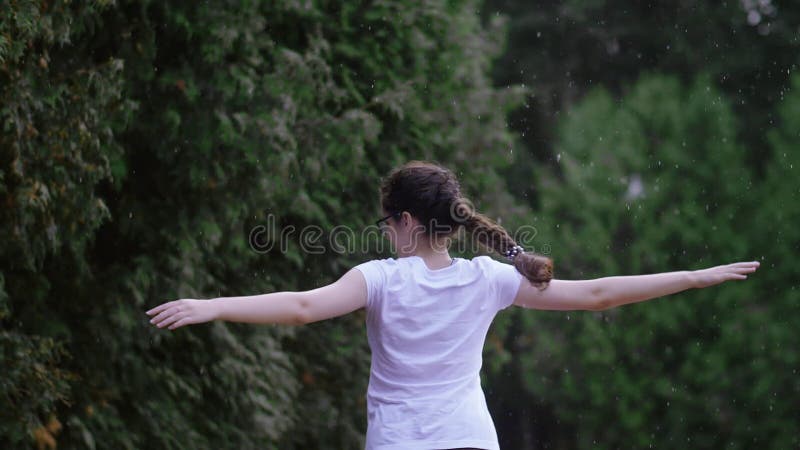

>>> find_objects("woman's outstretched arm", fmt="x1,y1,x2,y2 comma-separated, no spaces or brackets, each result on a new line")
513,260,760,311
146,268,368,330
593,260,760,310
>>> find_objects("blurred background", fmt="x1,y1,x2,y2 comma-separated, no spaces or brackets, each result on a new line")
1,1,797,448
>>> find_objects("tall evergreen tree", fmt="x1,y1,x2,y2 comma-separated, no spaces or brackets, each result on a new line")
486,74,782,449
482,0,800,203
1,1,526,448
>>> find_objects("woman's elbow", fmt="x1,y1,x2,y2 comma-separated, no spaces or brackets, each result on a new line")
590,286,612,311
293,293,313,325
592,297,612,311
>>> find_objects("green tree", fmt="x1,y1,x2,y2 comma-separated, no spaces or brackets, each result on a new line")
485,74,786,449
482,0,800,204
1,0,526,448
739,73,800,450
0,1,133,446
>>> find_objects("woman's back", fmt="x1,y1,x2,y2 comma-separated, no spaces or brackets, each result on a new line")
355,255,521,450
145,160,758,449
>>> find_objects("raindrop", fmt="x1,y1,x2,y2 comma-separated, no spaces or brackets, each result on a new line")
747,10,761,26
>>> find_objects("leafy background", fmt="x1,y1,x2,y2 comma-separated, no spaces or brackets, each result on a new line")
1,0,797,449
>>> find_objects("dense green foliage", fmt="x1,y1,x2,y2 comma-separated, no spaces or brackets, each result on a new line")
486,74,798,449
481,2,799,447
484,0,799,202
1,1,522,448
1,0,797,449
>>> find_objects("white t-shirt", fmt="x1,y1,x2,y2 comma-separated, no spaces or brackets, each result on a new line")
353,255,524,450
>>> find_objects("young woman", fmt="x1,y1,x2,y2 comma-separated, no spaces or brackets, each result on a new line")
146,160,760,450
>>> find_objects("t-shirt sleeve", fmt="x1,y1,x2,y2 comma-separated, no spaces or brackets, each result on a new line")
353,259,385,310
489,257,524,311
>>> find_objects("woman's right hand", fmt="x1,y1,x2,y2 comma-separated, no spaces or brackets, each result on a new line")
690,261,761,289
147,298,219,330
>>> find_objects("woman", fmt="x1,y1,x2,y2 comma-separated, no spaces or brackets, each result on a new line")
146,160,760,450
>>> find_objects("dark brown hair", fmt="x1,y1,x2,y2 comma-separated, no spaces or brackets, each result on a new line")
380,160,553,289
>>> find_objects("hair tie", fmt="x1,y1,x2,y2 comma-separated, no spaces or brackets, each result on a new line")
504,245,525,261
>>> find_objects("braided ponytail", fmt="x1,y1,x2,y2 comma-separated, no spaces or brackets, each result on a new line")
453,198,553,290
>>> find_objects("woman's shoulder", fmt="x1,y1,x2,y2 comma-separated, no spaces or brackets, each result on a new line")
353,256,402,272
357,255,508,271
470,254,506,267
361,256,401,265
468,255,517,276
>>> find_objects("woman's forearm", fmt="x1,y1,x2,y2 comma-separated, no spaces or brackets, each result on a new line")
594,270,696,310
210,291,305,325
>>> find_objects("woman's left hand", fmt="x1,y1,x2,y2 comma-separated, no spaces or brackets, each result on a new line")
146,299,218,330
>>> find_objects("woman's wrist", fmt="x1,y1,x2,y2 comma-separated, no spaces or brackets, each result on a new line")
208,298,223,321
686,270,698,289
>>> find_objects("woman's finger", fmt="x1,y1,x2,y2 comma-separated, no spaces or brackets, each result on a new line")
146,302,169,316
169,317,190,330
147,301,175,316
150,306,179,325
151,313,169,327
729,261,760,268
157,311,186,329
158,312,186,328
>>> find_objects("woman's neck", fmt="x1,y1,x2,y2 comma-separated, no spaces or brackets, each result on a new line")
410,245,452,270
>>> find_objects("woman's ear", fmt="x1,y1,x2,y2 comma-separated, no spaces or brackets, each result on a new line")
400,211,413,227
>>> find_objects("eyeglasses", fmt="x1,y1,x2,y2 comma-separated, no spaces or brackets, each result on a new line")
375,211,401,230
